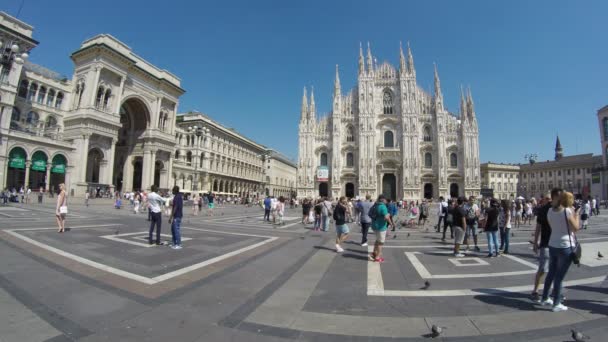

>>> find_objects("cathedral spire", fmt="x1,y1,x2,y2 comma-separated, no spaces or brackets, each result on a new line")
358,42,365,75
460,85,468,122
407,41,415,76
301,86,308,122
555,135,563,160
309,86,316,119
366,42,374,73
433,63,444,112
467,86,476,119
334,64,341,98
399,41,406,74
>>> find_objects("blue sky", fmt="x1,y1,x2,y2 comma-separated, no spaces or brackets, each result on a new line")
8,0,608,163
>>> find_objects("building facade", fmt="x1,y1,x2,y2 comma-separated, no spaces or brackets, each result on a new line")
518,137,602,199
264,150,297,198
480,163,520,199
597,105,608,200
0,12,294,198
297,43,481,200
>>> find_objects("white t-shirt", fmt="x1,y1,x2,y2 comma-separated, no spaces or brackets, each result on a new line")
591,199,597,208
547,207,576,248
438,201,447,217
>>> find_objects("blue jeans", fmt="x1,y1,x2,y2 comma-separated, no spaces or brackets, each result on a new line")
486,231,498,255
171,217,182,246
148,212,162,244
314,216,321,229
322,215,329,231
542,246,573,305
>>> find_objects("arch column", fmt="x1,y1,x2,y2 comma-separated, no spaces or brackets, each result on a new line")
78,134,91,183
142,149,155,191
105,138,117,186
45,162,52,191
24,161,31,188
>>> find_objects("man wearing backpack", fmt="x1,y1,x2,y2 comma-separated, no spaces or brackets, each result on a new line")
464,196,481,252
369,195,395,263
321,196,333,232
418,199,429,226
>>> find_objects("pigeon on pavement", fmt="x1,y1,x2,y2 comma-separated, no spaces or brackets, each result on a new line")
421,280,431,290
115,229,119,235
598,251,604,258
431,324,443,338
571,329,590,341
407,233,411,237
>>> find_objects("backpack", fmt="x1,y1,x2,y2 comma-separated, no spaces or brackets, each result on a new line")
421,204,428,216
466,205,477,220
369,203,379,220
441,204,448,214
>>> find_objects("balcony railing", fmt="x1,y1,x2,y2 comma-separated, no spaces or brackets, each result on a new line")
9,121,63,140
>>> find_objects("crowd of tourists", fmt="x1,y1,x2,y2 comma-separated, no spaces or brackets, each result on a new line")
295,189,596,312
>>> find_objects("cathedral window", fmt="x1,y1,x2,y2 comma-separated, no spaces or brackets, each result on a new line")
346,126,355,142
384,131,394,148
186,152,192,165
320,153,328,166
383,91,393,114
95,86,104,109
423,126,432,142
175,150,180,160
346,153,354,167
46,89,55,107
45,115,57,129
18,80,28,98
604,118,608,140
103,89,112,110
424,152,432,168
450,153,457,168
26,111,39,125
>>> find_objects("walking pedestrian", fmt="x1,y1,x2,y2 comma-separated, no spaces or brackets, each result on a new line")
452,197,467,257
55,184,68,233
442,200,455,241
302,199,312,224
418,199,429,226
464,196,481,252
357,194,374,247
500,200,512,254
333,196,350,252
276,196,286,225
436,196,447,232
313,199,322,231
263,196,272,221
321,197,333,232
581,199,590,229
485,199,500,257
531,191,554,302
85,191,90,207
369,195,394,262
169,186,184,249
147,185,164,246
540,190,580,312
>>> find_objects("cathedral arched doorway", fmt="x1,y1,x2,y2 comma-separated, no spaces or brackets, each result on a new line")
382,174,396,201
424,183,433,199
450,183,459,198
318,182,328,197
86,149,103,183
345,183,355,198
114,97,150,192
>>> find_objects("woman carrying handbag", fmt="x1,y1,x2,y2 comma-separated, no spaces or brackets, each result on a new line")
540,190,581,312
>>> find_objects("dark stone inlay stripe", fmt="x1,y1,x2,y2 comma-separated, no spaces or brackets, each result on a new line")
0,274,92,341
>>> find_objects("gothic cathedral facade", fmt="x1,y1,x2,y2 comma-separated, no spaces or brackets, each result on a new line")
297,43,481,201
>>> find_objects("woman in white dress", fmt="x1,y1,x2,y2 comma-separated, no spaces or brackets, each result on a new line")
55,183,68,233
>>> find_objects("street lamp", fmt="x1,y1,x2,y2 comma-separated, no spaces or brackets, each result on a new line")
524,153,538,165
0,40,29,65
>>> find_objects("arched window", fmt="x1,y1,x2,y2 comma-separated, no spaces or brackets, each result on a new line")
37,86,46,103
383,90,393,114
346,126,355,142
450,153,457,168
45,115,57,129
26,111,39,125
320,152,328,166
604,118,608,141
75,83,84,108
175,150,180,160
27,83,38,101
424,152,432,168
346,152,354,167
94,87,103,108
18,80,28,98
384,131,394,148
10,107,20,129
104,89,112,110
56,92,64,108
186,151,192,164
423,126,432,142
46,89,55,107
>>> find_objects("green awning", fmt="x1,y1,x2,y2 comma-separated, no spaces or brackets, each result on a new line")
8,148,26,169
31,151,48,172
51,155,67,174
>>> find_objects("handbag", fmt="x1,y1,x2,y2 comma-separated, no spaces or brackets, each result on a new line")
59,206,68,214
565,210,581,266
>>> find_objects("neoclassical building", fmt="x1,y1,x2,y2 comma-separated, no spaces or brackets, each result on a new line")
0,12,294,197
297,43,481,200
